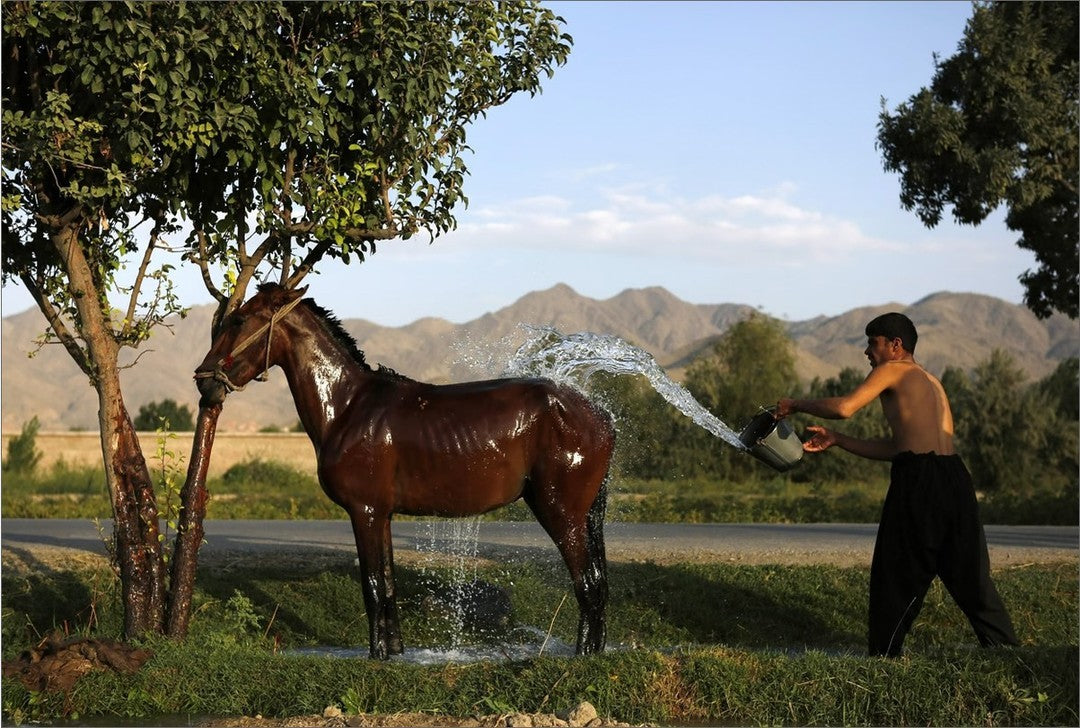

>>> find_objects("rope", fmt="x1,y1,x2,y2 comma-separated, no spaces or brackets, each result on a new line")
195,294,305,393
227,294,304,361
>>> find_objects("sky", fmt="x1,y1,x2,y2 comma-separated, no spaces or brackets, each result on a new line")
1,1,1038,327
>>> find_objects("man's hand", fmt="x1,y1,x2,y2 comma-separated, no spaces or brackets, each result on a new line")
802,425,837,452
775,398,796,419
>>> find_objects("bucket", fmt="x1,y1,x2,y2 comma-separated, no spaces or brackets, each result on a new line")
739,408,804,472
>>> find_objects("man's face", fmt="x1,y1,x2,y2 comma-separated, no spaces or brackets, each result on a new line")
864,335,901,368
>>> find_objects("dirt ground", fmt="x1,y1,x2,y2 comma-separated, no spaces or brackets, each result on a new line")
198,702,634,727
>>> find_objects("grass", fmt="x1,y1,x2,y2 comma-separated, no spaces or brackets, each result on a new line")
2,552,1076,726
4,458,1076,524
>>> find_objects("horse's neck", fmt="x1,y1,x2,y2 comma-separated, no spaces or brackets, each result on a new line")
278,320,366,446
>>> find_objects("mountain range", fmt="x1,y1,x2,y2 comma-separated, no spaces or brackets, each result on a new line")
2,284,1076,432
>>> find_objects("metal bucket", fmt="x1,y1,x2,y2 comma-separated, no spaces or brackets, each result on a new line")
739,409,804,472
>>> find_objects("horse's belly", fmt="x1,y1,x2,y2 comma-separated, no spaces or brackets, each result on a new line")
394,457,527,517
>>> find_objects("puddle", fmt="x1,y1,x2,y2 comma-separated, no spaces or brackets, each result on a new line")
285,626,576,664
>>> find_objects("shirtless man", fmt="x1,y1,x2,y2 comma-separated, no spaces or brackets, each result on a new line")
775,312,1018,657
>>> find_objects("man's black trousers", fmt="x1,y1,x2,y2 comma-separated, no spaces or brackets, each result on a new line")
868,451,1019,657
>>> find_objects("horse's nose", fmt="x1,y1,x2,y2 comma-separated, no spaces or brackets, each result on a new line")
194,368,227,406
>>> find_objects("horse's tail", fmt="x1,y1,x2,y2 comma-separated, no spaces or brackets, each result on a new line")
585,469,609,574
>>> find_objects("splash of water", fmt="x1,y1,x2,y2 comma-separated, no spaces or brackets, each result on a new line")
503,326,747,451
416,518,483,647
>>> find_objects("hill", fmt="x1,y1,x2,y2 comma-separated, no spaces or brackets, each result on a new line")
2,286,1075,432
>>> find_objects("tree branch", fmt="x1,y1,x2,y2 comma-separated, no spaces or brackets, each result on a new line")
194,230,227,305
283,239,327,289
20,268,94,379
278,149,296,285
122,222,159,340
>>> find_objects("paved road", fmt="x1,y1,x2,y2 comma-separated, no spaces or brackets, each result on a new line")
3,518,1076,566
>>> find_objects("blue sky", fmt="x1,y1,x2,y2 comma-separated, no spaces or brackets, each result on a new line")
1,1,1036,326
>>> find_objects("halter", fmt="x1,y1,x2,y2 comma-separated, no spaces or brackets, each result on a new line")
195,294,305,393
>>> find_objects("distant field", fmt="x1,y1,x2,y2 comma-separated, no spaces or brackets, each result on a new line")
4,431,1074,525
0,431,317,479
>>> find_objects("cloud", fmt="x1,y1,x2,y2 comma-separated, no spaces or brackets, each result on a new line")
440,187,900,264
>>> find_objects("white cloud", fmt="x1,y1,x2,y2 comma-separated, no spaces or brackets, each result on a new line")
440,188,900,264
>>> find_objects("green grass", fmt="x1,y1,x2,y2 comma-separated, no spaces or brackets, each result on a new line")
4,459,1075,524
3,556,1076,725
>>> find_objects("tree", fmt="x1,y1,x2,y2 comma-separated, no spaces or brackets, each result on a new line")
685,312,798,478
687,313,797,424
1036,357,1079,421
876,1,1078,319
947,352,1077,496
134,399,195,432
2,1,570,639
949,349,1047,492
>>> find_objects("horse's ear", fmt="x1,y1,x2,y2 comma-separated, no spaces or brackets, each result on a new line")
291,285,309,299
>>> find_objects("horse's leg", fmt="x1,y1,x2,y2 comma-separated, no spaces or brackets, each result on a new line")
381,516,404,655
581,480,610,653
526,485,609,655
348,509,392,659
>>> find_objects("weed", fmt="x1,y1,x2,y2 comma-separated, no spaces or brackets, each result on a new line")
151,418,186,562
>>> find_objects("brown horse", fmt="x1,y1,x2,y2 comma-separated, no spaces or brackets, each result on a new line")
195,284,614,659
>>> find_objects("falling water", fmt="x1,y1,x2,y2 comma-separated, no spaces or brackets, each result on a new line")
416,517,481,647
503,326,748,451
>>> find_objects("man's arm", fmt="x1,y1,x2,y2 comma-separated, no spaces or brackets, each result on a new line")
803,425,897,461
777,362,901,420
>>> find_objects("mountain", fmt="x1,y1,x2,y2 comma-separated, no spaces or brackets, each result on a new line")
2,286,1076,432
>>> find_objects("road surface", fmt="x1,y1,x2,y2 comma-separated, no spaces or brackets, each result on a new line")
3,518,1076,566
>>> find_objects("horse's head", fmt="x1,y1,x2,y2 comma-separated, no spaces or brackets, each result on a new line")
194,283,307,406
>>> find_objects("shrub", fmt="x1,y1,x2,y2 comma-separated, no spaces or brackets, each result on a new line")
133,399,194,431
3,417,42,474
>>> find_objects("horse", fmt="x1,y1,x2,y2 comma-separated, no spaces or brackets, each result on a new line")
195,283,615,659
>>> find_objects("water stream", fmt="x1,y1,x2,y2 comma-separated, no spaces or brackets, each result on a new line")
503,325,748,450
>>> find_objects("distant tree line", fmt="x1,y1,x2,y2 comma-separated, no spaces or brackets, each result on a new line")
596,313,1078,502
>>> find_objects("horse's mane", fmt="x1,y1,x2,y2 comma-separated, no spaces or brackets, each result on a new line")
299,296,414,382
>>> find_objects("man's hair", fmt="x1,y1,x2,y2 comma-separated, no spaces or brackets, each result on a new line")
865,312,918,353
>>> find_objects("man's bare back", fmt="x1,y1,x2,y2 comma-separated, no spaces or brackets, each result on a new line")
875,361,955,455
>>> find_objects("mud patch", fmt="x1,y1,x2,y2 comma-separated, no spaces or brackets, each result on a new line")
2,634,153,693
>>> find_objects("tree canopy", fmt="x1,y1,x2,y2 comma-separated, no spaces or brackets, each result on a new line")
1,0,572,639
3,1,572,331
876,1,1078,319
686,312,797,426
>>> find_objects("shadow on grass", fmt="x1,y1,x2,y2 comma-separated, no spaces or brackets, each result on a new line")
186,548,868,654
10,546,1069,660
0,547,119,651
608,561,866,651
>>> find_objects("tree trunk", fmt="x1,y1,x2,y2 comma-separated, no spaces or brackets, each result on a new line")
166,403,221,637
52,223,167,638
98,386,168,637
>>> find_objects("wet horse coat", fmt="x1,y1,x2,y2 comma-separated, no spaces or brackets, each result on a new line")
195,284,614,658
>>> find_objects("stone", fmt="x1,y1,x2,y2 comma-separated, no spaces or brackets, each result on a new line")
564,702,598,728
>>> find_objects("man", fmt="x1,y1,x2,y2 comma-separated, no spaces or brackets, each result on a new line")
775,312,1018,657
